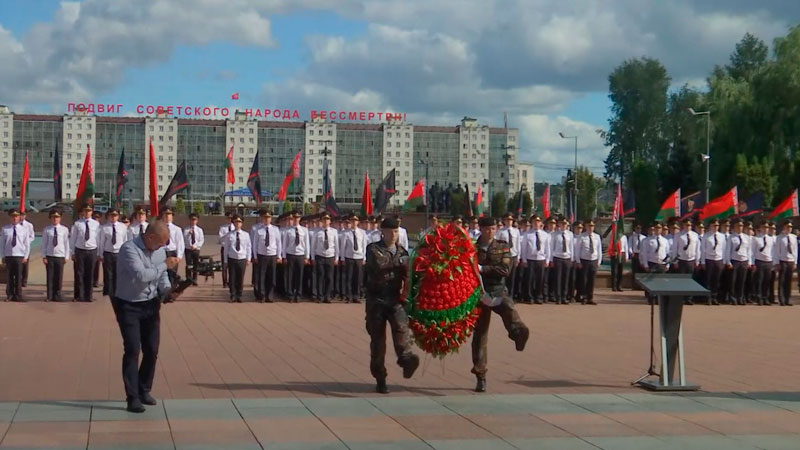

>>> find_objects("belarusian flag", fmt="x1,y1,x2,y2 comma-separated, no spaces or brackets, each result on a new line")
609,183,624,258
149,138,159,217
360,172,373,216
541,183,550,218
277,150,301,201
475,184,483,217
402,179,426,211
225,145,235,185
74,144,94,211
769,189,799,220
655,188,680,221
19,151,29,213
699,186,738,222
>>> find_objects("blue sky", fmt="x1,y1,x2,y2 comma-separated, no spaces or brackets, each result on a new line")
0,0,793,182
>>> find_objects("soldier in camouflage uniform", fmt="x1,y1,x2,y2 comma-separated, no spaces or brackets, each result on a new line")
472,216,530,392
364,217,420,394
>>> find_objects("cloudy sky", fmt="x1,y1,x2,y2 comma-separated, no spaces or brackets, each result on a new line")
0,1,796,182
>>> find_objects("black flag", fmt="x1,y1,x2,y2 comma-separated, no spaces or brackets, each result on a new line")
158,160,188,211
53,141,62,202
464,183,473,217
247,151,263,204
322,159,341,216
375,168,396,214
115,149,128,207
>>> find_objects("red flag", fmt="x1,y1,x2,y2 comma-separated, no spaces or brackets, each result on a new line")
475,184,484,217
19,152,29,213
609,183,624,257
541,183,550,218
277,150,301,201
74,145,94,211
402,179,426,211
225,145,235,184
769,189,799,220
231,92,239,100
655,188,680,221
699,187,738,222
361,172,373,216
149,138,159,217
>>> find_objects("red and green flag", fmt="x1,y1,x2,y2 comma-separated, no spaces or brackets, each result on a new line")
769,189,799,221
609,183,624,258
541,183,550,218
225,145,235,185
475,184,484,217
19,152,30,213
655,188,680,221
402,179,426,211
74,144,94,212
699,186,738,222
149,138,159,217
361,171,373,216
277,150,301,201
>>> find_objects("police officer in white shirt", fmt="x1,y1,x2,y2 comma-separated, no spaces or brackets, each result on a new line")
70,205,101,302
252,210,282,302
699,219,726,305
497,212,522,300
282,211,310,302
127,208,149,240
609,231,629,292
640,223,670,273
468,216,481,241
340,214,367,303
20,211,34,287
520,215,550,304
752,221,775,305
1,209,32,301
772,220,797,306
395,215,409,251
671,218,700,304
183,213,204,282
575,220,602,305
222,214,251,302
366,216,382,244
42,209,70,302
218,212,235,288
98,208,128,297
311,212,339,303
160,208,185,287
724,219,753,305
550,217,573,304
630,223,645,288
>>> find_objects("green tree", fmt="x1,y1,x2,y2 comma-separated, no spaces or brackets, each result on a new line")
193,201,204,215
491,191,506,218
630,161,659,224
661,85,706,195
575,167,604,220
174,197,186,214
734,154,777,206
725,32,768,81
449,191,466,216
506,190,533,217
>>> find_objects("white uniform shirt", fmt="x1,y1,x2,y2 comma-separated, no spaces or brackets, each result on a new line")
700,231,727,262
550,230,574,260
282,225,310,259
609,234,629,261
340,228,367,260
164,222,185,259
70,218,101,251
22,219,34,246
772,232,798,265
1,223,32,258
640,235,669,267
469,228,481,240
497,226,521,258
630,232,645,255
575,232,602,265
311,227,339,260
252,224,282,257
42,224,71,258
127,220,149,240
751,234,774,262
367,229,382,244
398,226,409,251
520,229,551,263
98,221,129,255
725,233,753,264
672,230,701,262
222,229,251,261
218,222,235,241
184,225,205,251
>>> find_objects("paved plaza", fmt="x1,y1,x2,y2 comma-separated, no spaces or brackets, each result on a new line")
0,257,799,449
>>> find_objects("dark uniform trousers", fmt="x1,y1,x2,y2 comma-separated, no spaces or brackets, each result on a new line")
165,250,178,288
345,258,364,301
365,301,416,380
93,258,101,287
227,258,246,299
552,257,571,303
704,259,724,304
778,261,794,305
102,251,119,297
719,264,733,303
631,253,641,289
185,249,200,282
755,260,772,304
471,297,527,377
524,259,546,302
22,260,28,287
111,297,160,402
73,248,96,302
5,256,23,300
256,255,277,301
610,256,624,290
314,257,335,301
505,256,519,300
730,260,749,305
252,256,260,299
45,256,65,301
579,259,598,301
285,254,305,299
546,264,556,301
220,246,229,287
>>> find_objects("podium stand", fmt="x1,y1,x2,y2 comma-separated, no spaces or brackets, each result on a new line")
633,273,708,391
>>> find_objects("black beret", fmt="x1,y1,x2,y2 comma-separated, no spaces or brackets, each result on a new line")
478,217,496,227
380,217,400,229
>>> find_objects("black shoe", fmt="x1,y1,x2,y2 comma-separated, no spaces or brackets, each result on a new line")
376,379,389,394
513,327,529,351
402,354,420,379
323,298,331,304
685,299,694,305
475,377,486,393
586,300,597,305
351,298,361,304
140,393,157,406
264,298,273,303
126,398,146,413
534,299,543,304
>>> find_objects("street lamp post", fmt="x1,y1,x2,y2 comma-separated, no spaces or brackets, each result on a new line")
418,159,430,223
688,108,711,203
559,132,578,218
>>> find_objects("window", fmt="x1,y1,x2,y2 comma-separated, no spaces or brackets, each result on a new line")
310,140,315,145
159,145,163,151
309,130,314,136
169,126,174,132
149,126,153,131
230,137,234,143
68,133,72,139
472,144,476,149
77,123,82,130
168,136,173,142
249,128,254,134
249,138,254,144
405,132,410,138
327,130,332,136
395,161,400,167
239,157,244,163
67,163,72,169
405,162,409,167
510,136,516,142
159,136,164,142
387,142,391,148
240,128,244,134
159,156,163,161
67,183,71,189
158,164,163,171
239,138,244,143
395,152,400,157
168,156,173,161
159,126,164,132
159,176,163,181
404,152,409,158
404,171,409,176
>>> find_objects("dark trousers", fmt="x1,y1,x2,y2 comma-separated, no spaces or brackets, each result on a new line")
93,258,101,287
111,297,160,401
610,257,624,290
365,301,416,380
755,260,772,304
579,259,598,301
730,260,749,304
705,259,724,304
227,258,246,299
568,262,581,300
719,265,733,303
778,262,794,305
552,257,571,302
22,260,28,286
45,256,65,301
102,251,119,297
285,254,305,298
678,259,696,274
471,296,528,377
73,248,96,302
305,262,315,298
220,246,229,287
4,256,23,300
507,256,521,299
252,254,260,299
185,249,200,282
256,255,277,301
314,257,335,301
631,254,641,289
345,258,364,301
525,260,546,302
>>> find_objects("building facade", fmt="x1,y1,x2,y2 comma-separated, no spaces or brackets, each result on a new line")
1,109,525,213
